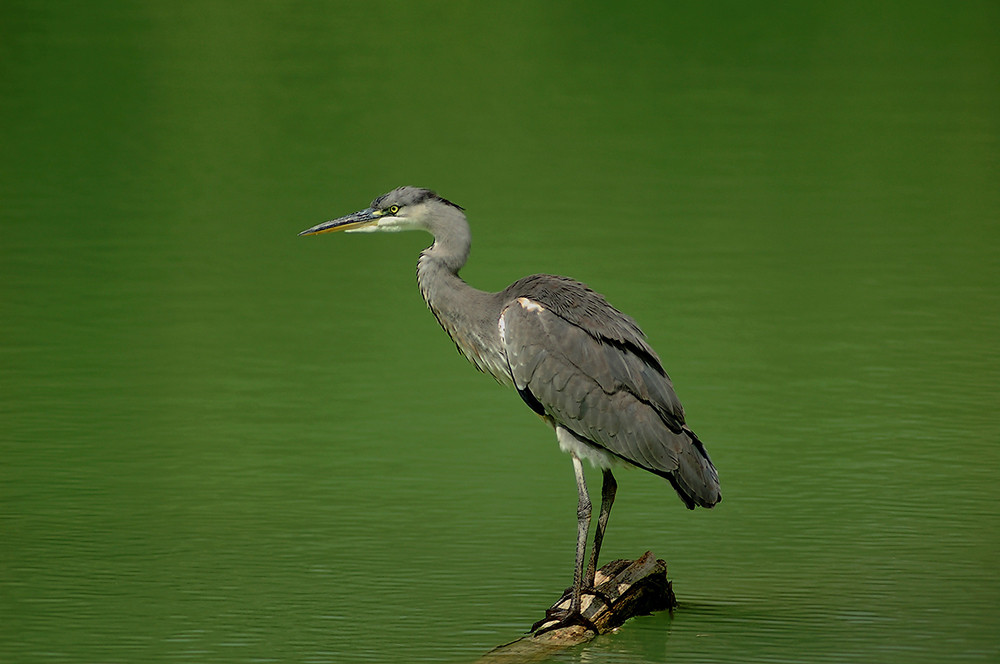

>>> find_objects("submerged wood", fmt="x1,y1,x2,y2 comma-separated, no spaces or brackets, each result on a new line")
477,552,676,662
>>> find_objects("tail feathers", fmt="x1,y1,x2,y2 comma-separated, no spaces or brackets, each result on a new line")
668,427,721,509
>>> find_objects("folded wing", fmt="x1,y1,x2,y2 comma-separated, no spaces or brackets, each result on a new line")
500,296,720,508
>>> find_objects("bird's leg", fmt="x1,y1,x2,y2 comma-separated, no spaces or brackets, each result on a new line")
569,453,592,616
585,468,617,589
532,453,598,634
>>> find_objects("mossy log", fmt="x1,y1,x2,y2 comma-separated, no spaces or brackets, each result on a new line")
477,551,676,662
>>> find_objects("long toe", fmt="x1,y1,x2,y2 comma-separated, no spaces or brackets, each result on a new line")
531,607,600,635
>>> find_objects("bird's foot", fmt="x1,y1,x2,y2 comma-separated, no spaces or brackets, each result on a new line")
531,585,612,636
584,586,614,608
551,582,613,608
531,606,600,635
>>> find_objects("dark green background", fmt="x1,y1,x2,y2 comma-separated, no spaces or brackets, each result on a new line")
2,2,997,662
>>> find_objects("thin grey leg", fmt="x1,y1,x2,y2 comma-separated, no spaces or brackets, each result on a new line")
569,453,591,614
585,468,617,588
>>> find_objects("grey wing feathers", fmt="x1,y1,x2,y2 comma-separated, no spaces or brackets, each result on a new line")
508,275,663,370
501,292,720,509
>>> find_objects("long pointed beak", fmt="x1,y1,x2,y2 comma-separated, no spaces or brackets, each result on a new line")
299,207,381,236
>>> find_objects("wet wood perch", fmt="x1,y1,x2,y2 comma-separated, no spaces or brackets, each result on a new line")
477,551,676,662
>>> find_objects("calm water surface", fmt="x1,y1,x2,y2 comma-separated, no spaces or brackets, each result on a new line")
2,2,997,662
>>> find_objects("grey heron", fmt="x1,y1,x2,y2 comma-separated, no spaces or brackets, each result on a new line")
300,186,720,628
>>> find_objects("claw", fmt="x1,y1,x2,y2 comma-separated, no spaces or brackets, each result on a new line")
586,586,614,608
530,588,608,635
531,606,599,635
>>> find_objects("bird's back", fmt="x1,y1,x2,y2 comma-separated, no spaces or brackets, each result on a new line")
507,275,661,365
499,274,721,508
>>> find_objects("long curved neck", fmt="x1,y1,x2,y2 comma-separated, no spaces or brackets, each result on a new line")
416,218,510,383
416,207,474,308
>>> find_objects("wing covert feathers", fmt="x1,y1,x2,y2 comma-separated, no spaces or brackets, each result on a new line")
500,282,720,509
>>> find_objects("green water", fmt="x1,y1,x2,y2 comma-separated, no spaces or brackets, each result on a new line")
2,2,997,662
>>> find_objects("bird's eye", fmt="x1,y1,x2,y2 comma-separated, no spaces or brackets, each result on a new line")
388,205,400,215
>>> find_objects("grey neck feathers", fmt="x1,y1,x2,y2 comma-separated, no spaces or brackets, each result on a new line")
416,206,475,309
415,218,510,383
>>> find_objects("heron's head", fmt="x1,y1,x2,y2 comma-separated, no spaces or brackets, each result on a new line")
299,186,464,237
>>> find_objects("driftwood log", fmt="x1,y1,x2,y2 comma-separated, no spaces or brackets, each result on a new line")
477,551,676,662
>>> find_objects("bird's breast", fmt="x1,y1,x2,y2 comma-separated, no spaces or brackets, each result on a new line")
449,321,513,385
